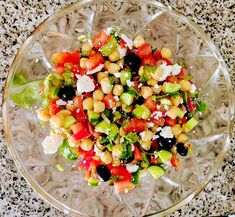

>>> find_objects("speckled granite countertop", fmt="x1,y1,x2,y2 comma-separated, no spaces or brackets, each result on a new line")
0,0,234,216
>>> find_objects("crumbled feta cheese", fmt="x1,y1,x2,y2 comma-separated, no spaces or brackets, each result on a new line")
77,75,95,93
157,127,162,132
152,134,159,140
180,98,183,104
126,164,139,173
87,64,104,74
154,84,159,89
164,105,169,111
190,84,197,93
139,131,146,140
148,122,154,128
42,134,64,154
94,145,102,156
120,137,125,143
120,33,133,49
126,79,134,87
117,45,127,59
75,74,81,79
118,62,124,69
56,99,67,106
159,126,174,138
159,65,173,81
67,100,73,105
138,83,143,88
114,72,121,78
153,111,163,120
131,144,134,151
172,64,182,75
113,96,119,101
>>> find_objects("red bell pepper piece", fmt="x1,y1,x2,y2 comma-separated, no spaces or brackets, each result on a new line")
103,93,117,109
170,155,179,168
86,51,105,70
136,43,152,59
49,104,60,116
92,31,111,50
145,96,158,112
150,116,165,127
133,146,142,161
124,117,147,133
165,116,177,127
111,166,132,181
73,127,91,141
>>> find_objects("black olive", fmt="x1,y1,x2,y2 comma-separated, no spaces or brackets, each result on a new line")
136,96,145,105
123,154,134,163
58,86,76,101
176,143,188,156
124,53,141,72
96,164,111,182
157,136,176,151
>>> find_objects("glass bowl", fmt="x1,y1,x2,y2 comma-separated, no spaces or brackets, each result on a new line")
2,0,234,216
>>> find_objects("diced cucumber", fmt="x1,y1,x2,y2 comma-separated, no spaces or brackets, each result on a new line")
87,110,100,123
120,69,132,86
108,124,119,140
147,165,166,179
164,83,181,94
124,132,140,144
157,150,172,163
132,105,150,119
88,177,100,187
160,98,172,106
51,87,59,98
140,66,156,82
177,108,185,119
62,116,76,128
59,139,79,160
113,111,121,121
182,91,187,104
132,170,140,185
95,120,110,134
62,72,75,86
100,35,118,56
120,92,135,105
184,117,198,132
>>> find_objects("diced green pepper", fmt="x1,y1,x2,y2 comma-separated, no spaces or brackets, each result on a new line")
100,35,118,56
184,117,198,132
164,83,181,94
157,150,172,163
141,153,149,168
132,105,151,119
182,91,188,104
87,110,100,123
147,165,166,179
120,92,135,105
124,133,140,144
62,116,76,128
140,66,156,82
95,120,110,134
120,69,132,86
132,170,140,185
59,139,79,160
62,72,75,86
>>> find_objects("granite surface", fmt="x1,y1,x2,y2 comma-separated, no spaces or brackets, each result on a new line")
0,0,234,216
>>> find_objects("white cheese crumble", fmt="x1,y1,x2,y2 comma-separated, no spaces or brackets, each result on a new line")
148,122,154,128
86,64,104,74
172,64,182,75
126,79,134,87
138,83,143,88
120,137,125,143
139,131,146,140
114,72,121,78
153,111,163,120
113,96,119,101
152,134,159,140
117,45,127,59
154,84,159,89
159,65,173,81
126,164,139,173
67,100,73,105
94,145,102,156
77,75,95,93
56,99,67,106
42,134,64,154
159,126,174,138
157,127,162,132
120,33,133,49
190,84,197,93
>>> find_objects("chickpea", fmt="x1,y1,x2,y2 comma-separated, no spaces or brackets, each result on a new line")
161,47,172,59
171,95,181,107
50,115,64,129
141,130,153,141
140,140,151,151
92,89,104,101
113,84,124,96
141,86,153,99
97,72,108,84
172,124,182,137
93,101,105,113
100,77,113,94
109,49,120,62
167,106,179,119
147,79,158,86
104,60,111,70
107,63,120,74
80,138,94,151
100,151,112,164
138,66,144,76
152,85,162,94
80,58,87,69
133,35,145,48
112,144,123,158
177,133,188,143
68,136,81,147
116,101,121,107
37,108,50,121
122,103,132,113
82,42,92,52
82,97,94,110
112,158,121,166
180,80,191,91
151,67,164,80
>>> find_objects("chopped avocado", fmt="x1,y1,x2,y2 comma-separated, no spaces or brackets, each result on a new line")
184,117,198,132
62,116,76,128
132,170,140,185
59,139,79,160
141,153,149,168
164,83,181,94
124,132,140,144
147,165,166,179
140,66,156,82
120,92,135,105
182,92,187,104
87,110,100,123
100,35,118,56
157,150,172,163
120,69,132,86
132,105,151,119
88,178,100,187
95,120,110,134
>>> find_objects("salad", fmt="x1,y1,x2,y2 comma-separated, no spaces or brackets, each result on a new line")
36,27,207,192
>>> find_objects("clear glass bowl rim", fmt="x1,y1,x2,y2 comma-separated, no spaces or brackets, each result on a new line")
2,0,234,216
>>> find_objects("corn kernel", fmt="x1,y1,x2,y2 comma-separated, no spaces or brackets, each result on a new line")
171,95,181,107
172,124,182,136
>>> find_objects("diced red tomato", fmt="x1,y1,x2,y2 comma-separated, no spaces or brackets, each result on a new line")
73,96,83,109
72,64,86,75
170,155,179,168
150,116,165,127
166,75,179,83
83,92,92,99
165,116,177,126
52,50,80,67
181,117,187,124
86,52,105,70
141,54,157,66
103,93,116,109
153,50,162,61
49,104,60,116
73,109,87,123
178,67,187,77
80,148,95,170
69,50,80,64
73,127,91,141
71,122,85,134
124,117,147,133
114,180,134,192
92,31,111,50
150,156,158,165
133,146,142,161
187,96,196,112
111,166,132,181
145,96,158,112
136,43,152,59
87,122,101,139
